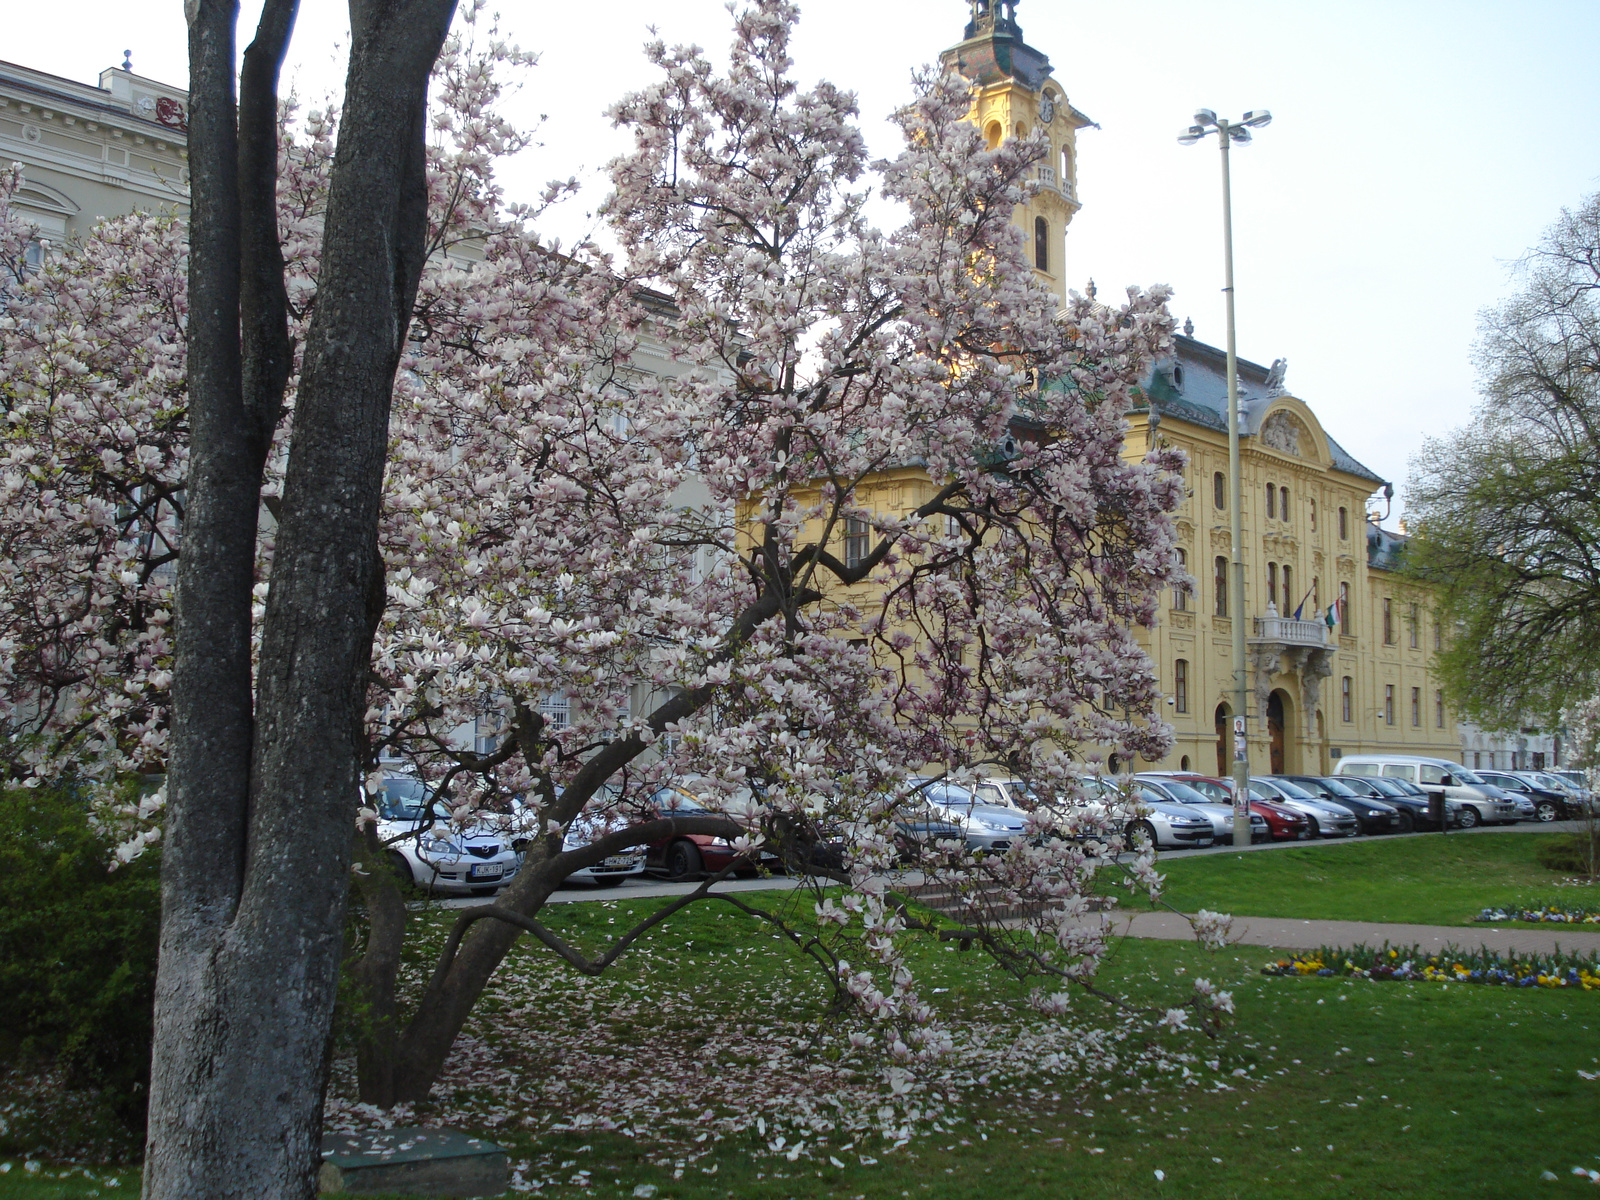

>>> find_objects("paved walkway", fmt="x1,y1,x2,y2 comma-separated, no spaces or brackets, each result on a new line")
1109,910,1600,958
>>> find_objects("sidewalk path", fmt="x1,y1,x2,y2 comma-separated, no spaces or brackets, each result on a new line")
1111,909,1600,958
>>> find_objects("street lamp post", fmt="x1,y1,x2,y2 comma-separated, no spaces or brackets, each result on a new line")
1179,108,1271,850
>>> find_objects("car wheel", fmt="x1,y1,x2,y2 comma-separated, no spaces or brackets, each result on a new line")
1535,801,1558,822
664,840,703,880
387,851,416,887
1129,820,1159,853
1395,810,1415,833
1456,806,1479,829
1304,815,1320,837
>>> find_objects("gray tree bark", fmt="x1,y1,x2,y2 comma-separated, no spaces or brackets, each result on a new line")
145,2,456,1197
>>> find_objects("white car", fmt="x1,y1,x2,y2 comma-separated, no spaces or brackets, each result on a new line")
373,774,522,895
560,810,648,887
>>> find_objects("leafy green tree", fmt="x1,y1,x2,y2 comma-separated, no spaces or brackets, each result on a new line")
1406,191,1600,728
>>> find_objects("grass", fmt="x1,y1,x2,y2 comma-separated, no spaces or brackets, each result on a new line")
1151,832,1592,927
3,876,1600,1200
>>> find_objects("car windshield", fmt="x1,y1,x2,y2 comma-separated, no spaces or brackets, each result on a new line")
1181,778,1231,803
1261,778,1315,799
376,776,433,821
651,788,708,814
1455,768,1488,785
911,780,980,811
1312,777,1359,797
1532,773,1567,790
1144,779,1213,804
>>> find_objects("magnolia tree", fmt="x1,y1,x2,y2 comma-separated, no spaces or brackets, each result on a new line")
0,0,1227,1156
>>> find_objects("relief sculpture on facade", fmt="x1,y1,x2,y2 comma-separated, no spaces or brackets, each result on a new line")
1259,410,1305,457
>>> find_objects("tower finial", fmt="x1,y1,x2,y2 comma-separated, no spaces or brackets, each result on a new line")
121,49,133,72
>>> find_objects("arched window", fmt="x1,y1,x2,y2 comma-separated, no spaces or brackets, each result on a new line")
1174,659,1189,713
1214,556,1229,618
1340,581,1352,635
985,121,1002,150
1267,562,1278,609
1282,565,1294,613
1310,498,1317,531
1280,486,1290,523
1213,471,1226,510
1061,147,1072,185
1265,483,1276,519
1341,676,1352,722
1034,216,1049,271
1383,597,1394,644
1180,754,1192,771
1338,506,1349,540
1172,547,1190,611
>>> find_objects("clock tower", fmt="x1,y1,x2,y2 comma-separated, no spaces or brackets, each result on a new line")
941,0,1091,305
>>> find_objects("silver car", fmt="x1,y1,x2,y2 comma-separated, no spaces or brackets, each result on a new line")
1136,774,1267,844
372,774,522,895
1248,776,1360,838
908,779,1031,854
1080,777,1216,851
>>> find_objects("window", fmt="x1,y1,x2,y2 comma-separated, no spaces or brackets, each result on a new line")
1411,687,1421,727
1214,556,1228,618
1384,684,1395,726
945,513,962,539
1213,471,1226,510
1341,676,1352,722
985,121,1002,150
1172,547,1189,611
1265,483,1276,519
1034,217,1049,271
1267,562,1278,609
844,515,869,568
1310,499,1317,531
1383,598,1394,644
1282,565,1294,613
1174,659,1189,713
1434,617,1442,652
1418,764,1446,785
1435,689,1445,728
1382,763,1415,781
539,692,571,731
1338,506,1349,540
1280,486,1290,524
1340,581,1352,635
1409,603,1419,649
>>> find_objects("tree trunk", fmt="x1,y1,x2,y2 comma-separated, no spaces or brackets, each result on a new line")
144,3,456,1198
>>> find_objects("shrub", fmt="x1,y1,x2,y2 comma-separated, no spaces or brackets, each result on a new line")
1536,831,1600,876
0,784,160,1123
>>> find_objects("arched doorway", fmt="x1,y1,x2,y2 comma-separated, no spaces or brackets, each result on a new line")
1267,690,1293,775
1215,703,1232,778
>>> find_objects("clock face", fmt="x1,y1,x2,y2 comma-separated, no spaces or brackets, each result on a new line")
1039,94,1056,125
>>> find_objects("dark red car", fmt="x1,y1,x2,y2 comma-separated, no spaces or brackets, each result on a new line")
642,786,779,880
1148,772,1311,841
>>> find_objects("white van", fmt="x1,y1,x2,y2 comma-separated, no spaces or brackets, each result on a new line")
1333,755,1520,828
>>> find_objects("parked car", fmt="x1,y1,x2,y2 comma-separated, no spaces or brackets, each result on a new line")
559,810,648,887
1334,773,1460,831
643,786,775,880
372,774,522,895
1277,775,1402,835
1074,776,1216,851
1144,772,1310,841
907,778,1032,855
1247,776,1361,838
1475,770,1579,822
1547,769,1594,808
1333,755,1520,827
971,778,1036,809
1135,774,1269,844
1525,770,1592,812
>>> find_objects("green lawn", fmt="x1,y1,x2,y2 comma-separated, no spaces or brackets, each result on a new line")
1151,832,1590,927
4,875,1599,1200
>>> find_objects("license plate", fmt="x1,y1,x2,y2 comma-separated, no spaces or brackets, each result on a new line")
601,855,639,868
469,864,504,879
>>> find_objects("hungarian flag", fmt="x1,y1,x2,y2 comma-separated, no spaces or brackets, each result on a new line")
1325,598,1341,629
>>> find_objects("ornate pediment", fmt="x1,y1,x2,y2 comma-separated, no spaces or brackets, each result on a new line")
1259,410,1308,457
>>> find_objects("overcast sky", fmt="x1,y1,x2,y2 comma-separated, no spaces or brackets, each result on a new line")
11,1,1600,515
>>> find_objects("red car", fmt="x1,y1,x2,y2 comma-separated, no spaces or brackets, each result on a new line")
642,786,776,880
1148,773,1311,842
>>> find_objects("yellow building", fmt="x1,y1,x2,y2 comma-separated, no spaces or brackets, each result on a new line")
941,0,1092,307
1127,340,1459,775
934,3,1461,777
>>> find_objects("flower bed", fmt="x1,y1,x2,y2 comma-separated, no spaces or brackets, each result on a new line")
1475,902,1600,924
1261,942,1600,990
